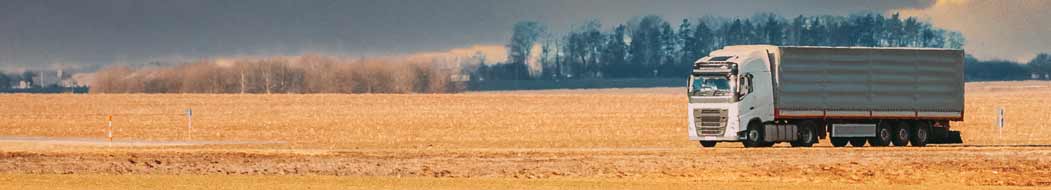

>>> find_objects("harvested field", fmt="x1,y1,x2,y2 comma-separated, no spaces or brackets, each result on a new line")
1,81,1050,189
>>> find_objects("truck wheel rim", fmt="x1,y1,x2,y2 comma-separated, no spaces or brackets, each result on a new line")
801,129,812,142
917,129,927,142
748,130,759,141
898,129,909,141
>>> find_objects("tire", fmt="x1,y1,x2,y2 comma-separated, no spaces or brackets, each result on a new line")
790,122,816,147
831,138,849,147
742,125,764,148
911,122,930,147
892,122,911,146
758,141,775,147
849,138,866,147
869,122,893,147
700,141,717,147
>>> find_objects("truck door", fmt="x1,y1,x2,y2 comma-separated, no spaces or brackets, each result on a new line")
737,73,758,125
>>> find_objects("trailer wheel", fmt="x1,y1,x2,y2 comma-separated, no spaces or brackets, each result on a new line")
869,122,893,146
790,122,816,147
911,122,930,147
892,122,911,146
849,138,866,147
699,141,717,147
831,138,849,147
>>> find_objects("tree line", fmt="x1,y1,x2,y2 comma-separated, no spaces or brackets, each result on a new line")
90,55,463,94
966,53,1051,81
469,13,968,81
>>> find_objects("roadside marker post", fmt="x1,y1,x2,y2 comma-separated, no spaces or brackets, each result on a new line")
997,107,1004,144
107,115,113,145
186,108,193,141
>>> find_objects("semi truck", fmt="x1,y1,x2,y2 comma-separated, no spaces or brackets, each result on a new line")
687,45,964,148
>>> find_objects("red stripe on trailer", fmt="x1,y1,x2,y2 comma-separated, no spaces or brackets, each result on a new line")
774,110,963,120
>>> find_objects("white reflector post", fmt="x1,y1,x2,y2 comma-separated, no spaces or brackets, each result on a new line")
186,108,193,141
107,115,113,146
997,107,1005,144
998,107,1005,129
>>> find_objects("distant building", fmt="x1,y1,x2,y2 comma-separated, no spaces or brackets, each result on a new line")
1033,73,1051,80
17,80,31,89
450,74,470,82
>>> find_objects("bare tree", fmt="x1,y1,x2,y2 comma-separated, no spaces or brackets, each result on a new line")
91,55,463,94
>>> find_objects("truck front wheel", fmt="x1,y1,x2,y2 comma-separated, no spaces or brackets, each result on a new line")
743,127,763,147
699,141,717,147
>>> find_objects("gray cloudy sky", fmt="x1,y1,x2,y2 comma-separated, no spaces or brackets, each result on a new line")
2,0,1045,70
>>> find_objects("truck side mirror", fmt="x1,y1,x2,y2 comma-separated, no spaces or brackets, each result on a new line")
686,76,693,95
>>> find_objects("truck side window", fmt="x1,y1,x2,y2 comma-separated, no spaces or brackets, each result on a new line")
746,74,754,94
738,73,754,99
738,74,748,98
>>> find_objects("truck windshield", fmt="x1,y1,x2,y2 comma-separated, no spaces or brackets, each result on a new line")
691,76,731,96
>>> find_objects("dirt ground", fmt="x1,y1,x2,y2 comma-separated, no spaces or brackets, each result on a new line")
1,81,1050,189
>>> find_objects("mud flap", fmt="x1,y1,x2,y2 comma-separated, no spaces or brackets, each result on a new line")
929,130,963,144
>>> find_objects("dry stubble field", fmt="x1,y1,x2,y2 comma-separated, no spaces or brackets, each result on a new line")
0,81,1050,189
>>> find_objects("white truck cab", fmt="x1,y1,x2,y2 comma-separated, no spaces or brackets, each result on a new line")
688,46,777,147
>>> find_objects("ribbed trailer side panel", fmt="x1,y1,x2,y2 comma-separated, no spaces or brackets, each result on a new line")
774,47,964,120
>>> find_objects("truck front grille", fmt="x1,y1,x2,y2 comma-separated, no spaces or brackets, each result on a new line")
695,109,728,136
